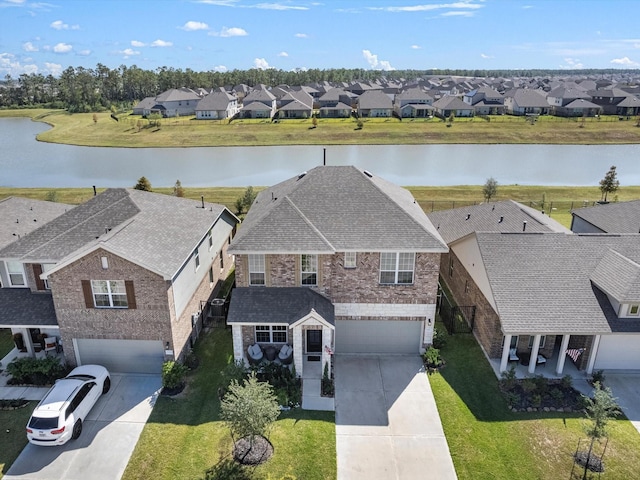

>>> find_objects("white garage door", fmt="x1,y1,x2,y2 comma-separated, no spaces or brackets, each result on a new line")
595,335,640,370
335,320,422,354
75,339,164,374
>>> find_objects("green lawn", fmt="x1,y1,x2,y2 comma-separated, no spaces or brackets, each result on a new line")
429,330,640,479
0,403,36,479
122,326,336,480
0,329,14,361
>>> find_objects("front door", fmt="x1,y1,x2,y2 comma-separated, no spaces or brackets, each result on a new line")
306,330,322,353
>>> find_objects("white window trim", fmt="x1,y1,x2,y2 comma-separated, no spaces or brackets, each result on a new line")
301,254,318,286
379,252,415,285
628,304,640,316
6,261,26,287
255,325,288,343
194,249,200,271
91,280,128,309
344,252,356,269
208,230,213,251
248,254,265,286
528,335,546,349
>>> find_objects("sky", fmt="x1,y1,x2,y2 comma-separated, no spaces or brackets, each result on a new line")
1,0,640,78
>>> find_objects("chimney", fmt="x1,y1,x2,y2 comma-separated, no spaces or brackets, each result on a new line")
323,148,326,166
201,196,205,209
498,216,504,223
523,221,527,232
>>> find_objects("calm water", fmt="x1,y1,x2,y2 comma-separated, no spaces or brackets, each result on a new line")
1,117,639,187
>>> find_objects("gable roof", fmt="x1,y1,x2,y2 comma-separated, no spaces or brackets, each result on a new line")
229,166,447,254
0,189,236,280
227,287,334,326
432,96,471,110
357,90,392,109
427,200,570,245
156,88,200,103
572,200,640,233
563,98,601,109
195,91,236,111
506,89,549,108
591,249,640,303
0,197,71,251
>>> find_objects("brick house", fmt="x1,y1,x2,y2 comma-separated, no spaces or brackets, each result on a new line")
0,189,238,373
227,166,448,377
429,201,640,376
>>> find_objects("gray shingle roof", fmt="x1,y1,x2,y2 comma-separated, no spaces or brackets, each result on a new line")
427,200,570,244
0,197,71,251
507,89,549,108
476,233,640,335
0,189,234,280
357,90,392,109
229,166,447,253
572,200,640,233
590,249,640,303
195,91,236,111
432,96,471,110
156,88,200,103
227,287,334,325
0,288,57,327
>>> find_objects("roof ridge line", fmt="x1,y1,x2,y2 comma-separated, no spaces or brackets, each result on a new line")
283,196,335,251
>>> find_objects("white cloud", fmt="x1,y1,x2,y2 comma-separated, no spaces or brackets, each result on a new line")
44,62,62,76
252,2,308,10
50,20,79,30
560,57,584,69
441,10,474,17
522,5,533,9
371,2,484,13
77,49,91,56
151,39,173,47
23,41,38,52
411,45,421,49
0,52,38,76
362,49,395,70
611,56,639,67
213,65,228,72
210,26,248,37
180,21,209,31
480,53,494,59
197,0,308,9
278,51,288,57
294,33,308,38
119,48,140,57
53,42,72,53
253,57,270,69
131,40,145,47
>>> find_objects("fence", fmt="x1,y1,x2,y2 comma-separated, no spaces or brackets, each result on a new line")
438,285,475,334
420,199,602,214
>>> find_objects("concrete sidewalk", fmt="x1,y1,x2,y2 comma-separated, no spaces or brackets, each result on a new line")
335,355,457,480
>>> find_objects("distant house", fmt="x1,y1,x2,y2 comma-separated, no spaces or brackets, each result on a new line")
503,89,550,116
241,89,277,119
276,90,314,119
319,101,352,118
132,96,156,116
463,87,505,115
318,88,354,109
151,88,201,118
195,90,239,120
588,88,640,116
394,88,435,118
432,96,474,118
546,86,600,117
356,90,393,117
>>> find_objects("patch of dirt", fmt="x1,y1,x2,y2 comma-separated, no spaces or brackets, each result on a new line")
233,435,273,465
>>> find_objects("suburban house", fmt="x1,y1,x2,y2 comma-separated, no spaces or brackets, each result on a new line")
132,96,156,116
318,101,352,118
276,90,314,119
588,88,640,116
463,87,505,115
150,88,202,118
241,88,277,119
432,96,474,118
428,201,640,376
226,166,448,377
317,88,355,109
393,87,435,118
0,189,238,374
356,90,393,117
503,89,550,116
571,200,640,234
195,90,239,120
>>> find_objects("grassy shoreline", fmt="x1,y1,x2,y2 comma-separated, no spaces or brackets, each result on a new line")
1,108,639,147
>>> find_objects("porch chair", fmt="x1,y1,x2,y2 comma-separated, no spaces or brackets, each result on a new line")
44,337,58,356
247,344,264,365
278,344,293,365
509,348,519,362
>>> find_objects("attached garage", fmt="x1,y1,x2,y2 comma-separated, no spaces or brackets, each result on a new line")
74,339,164,374
335,320,423,354
594,335,640,370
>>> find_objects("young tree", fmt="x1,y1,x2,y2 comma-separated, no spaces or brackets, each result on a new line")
580,382,621,479
312,115,318,128
235,186,257,215
93,113,98,124
134,176,152,192
482,177,498,202
599,165,619,202
220,372,280,462
173,179,184,197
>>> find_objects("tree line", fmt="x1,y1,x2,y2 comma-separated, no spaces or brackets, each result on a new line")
2,64,639,113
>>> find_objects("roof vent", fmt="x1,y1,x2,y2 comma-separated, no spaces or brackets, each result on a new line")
523,221,527,232
492,205,495,211
363,170,373,178
201,196,205,209
465,214,471,220
297,171,307,180
498,216,504,223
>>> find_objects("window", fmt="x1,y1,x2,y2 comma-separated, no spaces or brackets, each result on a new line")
255,325,287,343
629,304,640,316
344,252,356,269
219,250,224,270
209,266,214,285
91,280,128,308
208,230,213,250
528,335,546,349
42,264,54,290
6,261,25,286
193,249,200,271
248,254,265,286
301,254,317,285
380,252,415,285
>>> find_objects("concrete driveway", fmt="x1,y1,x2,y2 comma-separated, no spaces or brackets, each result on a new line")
602,373,640,435
4,374,161,480
335,355,457,480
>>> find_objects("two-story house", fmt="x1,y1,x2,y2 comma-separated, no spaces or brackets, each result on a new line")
226,166,448,377
393,88,435,118
151,88,202,118
195,89,239,120
0,189,238,373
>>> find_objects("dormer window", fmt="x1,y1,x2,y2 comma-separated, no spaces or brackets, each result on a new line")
628,304,640,316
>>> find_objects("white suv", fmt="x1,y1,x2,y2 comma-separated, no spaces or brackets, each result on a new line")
26,365,110,446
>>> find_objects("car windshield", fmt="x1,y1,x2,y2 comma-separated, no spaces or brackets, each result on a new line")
29,416,59,430
66,374,95,381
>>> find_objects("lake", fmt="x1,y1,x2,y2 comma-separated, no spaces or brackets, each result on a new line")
2,117,639,188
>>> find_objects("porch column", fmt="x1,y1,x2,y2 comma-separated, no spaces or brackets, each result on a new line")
586,335,600,375
528,334,542,374
555,334,571,376
321,326,333,378
292,325,303,377
231,325,244,365
16,328,35,357
500,334,512,373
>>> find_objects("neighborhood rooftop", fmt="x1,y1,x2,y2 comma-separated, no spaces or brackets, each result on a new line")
571,200,640,233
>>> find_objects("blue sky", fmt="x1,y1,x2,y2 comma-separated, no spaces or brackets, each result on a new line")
1,0,640,78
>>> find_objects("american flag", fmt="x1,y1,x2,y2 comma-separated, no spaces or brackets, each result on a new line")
324,345,333,355
566,348,585,363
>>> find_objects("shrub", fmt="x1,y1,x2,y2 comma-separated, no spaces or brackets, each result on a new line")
423,347,443,369
561,375,573,389
162,361,189,389
321,361,334,397
431,327,447,349
504,392,520,408
530,394,542,408
6,357,66,385
500,366,517,391
521,377,537,394
253,362,301,407
590,369,605,386
533,375,548,395
550,388,564,402
221,360,248,391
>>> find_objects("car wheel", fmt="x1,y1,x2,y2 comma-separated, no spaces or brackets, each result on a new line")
72,419,82,440
102,376,111,395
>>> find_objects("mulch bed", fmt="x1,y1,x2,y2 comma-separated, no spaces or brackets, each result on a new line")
233,435,273,465
501,378,583,412
161,383,186,396
0,398,30,410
